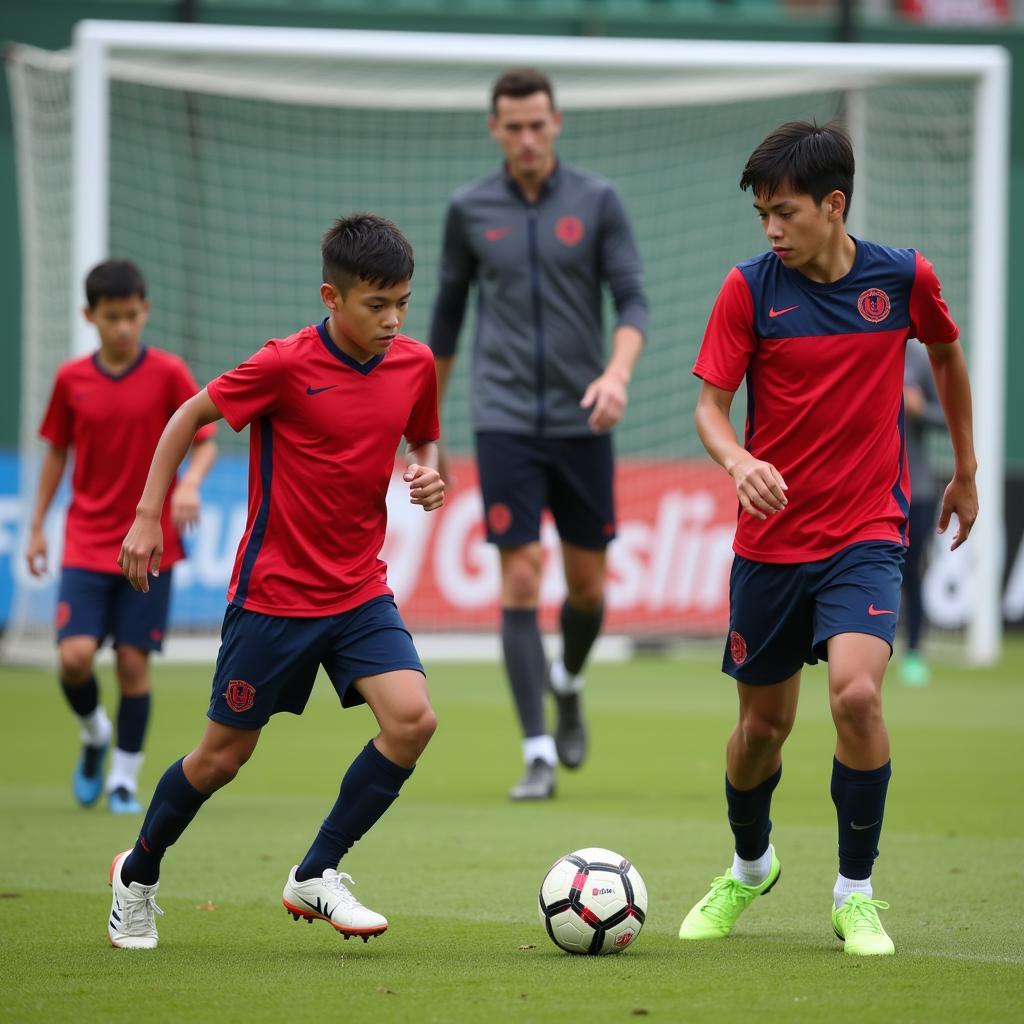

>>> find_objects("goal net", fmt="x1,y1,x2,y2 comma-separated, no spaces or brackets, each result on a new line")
4,23,1007,662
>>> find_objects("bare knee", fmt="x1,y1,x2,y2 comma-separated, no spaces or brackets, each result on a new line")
58,639,97,683
116,647,150,697
565,580,604,613
501,548,542,607
739,707,794,756
382,703,437,763
185,744,254,793
830,678,883,738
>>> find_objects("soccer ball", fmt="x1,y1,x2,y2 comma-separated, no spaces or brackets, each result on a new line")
538,847,648,955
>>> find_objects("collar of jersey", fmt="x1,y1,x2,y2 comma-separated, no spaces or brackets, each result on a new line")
783,236,865,293
91,345,148,381
316,319,384,376
502,159,561,201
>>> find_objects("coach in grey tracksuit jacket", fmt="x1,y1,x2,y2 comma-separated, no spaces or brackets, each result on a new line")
429,161,649,436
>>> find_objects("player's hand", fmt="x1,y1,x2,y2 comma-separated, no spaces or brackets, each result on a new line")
937,472,978,551
580,371,628,433
171,480,201,532
118,512,164,593
25,526,47,577
405,464,445,512
729,455,788,521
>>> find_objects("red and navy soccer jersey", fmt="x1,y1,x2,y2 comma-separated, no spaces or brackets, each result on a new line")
693,240,958,564
39,347,216,574
207,320,440,617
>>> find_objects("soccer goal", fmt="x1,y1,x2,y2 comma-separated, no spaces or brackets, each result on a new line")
5,21,1008,664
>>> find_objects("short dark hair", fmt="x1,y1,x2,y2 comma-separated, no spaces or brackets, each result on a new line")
491,68,555,114
84,260,147,308
740,120,855,221
321,213,415,293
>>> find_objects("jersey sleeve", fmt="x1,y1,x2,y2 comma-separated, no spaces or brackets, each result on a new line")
428,199,477,358
403,354,441,447
207,341,284,432
692,267,757,392
38,369,73,447
909,251,959,346
169,356,217,443
599,184,649,337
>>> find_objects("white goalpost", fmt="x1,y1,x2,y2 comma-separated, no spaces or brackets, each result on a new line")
6,21,1009,664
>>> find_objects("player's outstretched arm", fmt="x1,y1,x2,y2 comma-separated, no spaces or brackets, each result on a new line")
404,440,445,512
695,380,787,521
119,389,223,591
25,444,68,577
926,340,978,549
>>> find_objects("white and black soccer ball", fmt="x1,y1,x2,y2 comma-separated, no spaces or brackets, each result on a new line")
538,847,648,955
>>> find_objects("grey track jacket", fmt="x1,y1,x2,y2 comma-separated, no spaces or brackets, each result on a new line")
429,162,648,437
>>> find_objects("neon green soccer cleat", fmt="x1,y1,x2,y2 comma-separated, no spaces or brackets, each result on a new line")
678,849,781,940
832,893,895,956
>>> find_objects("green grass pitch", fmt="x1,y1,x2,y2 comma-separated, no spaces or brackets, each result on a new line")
2,640,1023,1023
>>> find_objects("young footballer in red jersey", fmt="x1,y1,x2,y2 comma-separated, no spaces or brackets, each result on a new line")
26,260,217,814
106,214,444,950
678,122,977,956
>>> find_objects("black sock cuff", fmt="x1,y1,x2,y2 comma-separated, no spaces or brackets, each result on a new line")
502,607,538,624
171,757,212,809
726,765,782,799
832,757,892,785
560,599,604,622
363,740,414,783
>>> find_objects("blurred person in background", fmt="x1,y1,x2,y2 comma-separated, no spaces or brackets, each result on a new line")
26,260,217,814
429,68,648,801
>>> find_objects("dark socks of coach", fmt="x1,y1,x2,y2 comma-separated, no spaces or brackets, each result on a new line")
295,741,414,882
501,607,548,738
117,693,151,754
831,757,892,879
121,758,210,886
60,674,99,718
726,765,782,861
560,599,604,677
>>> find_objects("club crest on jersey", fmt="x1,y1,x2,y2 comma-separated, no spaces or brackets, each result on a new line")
729,630,748,665
225,679,256,713
555,215,584,246
857,288,891,323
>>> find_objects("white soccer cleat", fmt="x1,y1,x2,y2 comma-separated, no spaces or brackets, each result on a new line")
107,850,163,949
282,867,388,941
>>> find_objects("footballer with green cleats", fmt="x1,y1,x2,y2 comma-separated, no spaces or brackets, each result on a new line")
682,121,978,955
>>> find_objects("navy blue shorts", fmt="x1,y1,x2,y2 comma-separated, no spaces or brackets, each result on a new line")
475,431,616,550
723,541,906,685
56,567,173,652
207,595,425,730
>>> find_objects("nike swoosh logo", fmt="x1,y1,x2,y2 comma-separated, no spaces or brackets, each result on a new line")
850,820,880,831
867,604,896,616
485,227,512,242
727,817,756,827
306,385,338,396
768,305,799,318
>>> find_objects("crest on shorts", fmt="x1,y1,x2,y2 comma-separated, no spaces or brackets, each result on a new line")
555,215,584,246
857,288,891,323
729,630,748,665
488,502,512,535
225,679,256,713
55,601,71,631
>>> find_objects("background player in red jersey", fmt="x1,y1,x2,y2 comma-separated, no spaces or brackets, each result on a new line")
26,260,217,814
105,214,444,950
677,122,977,956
